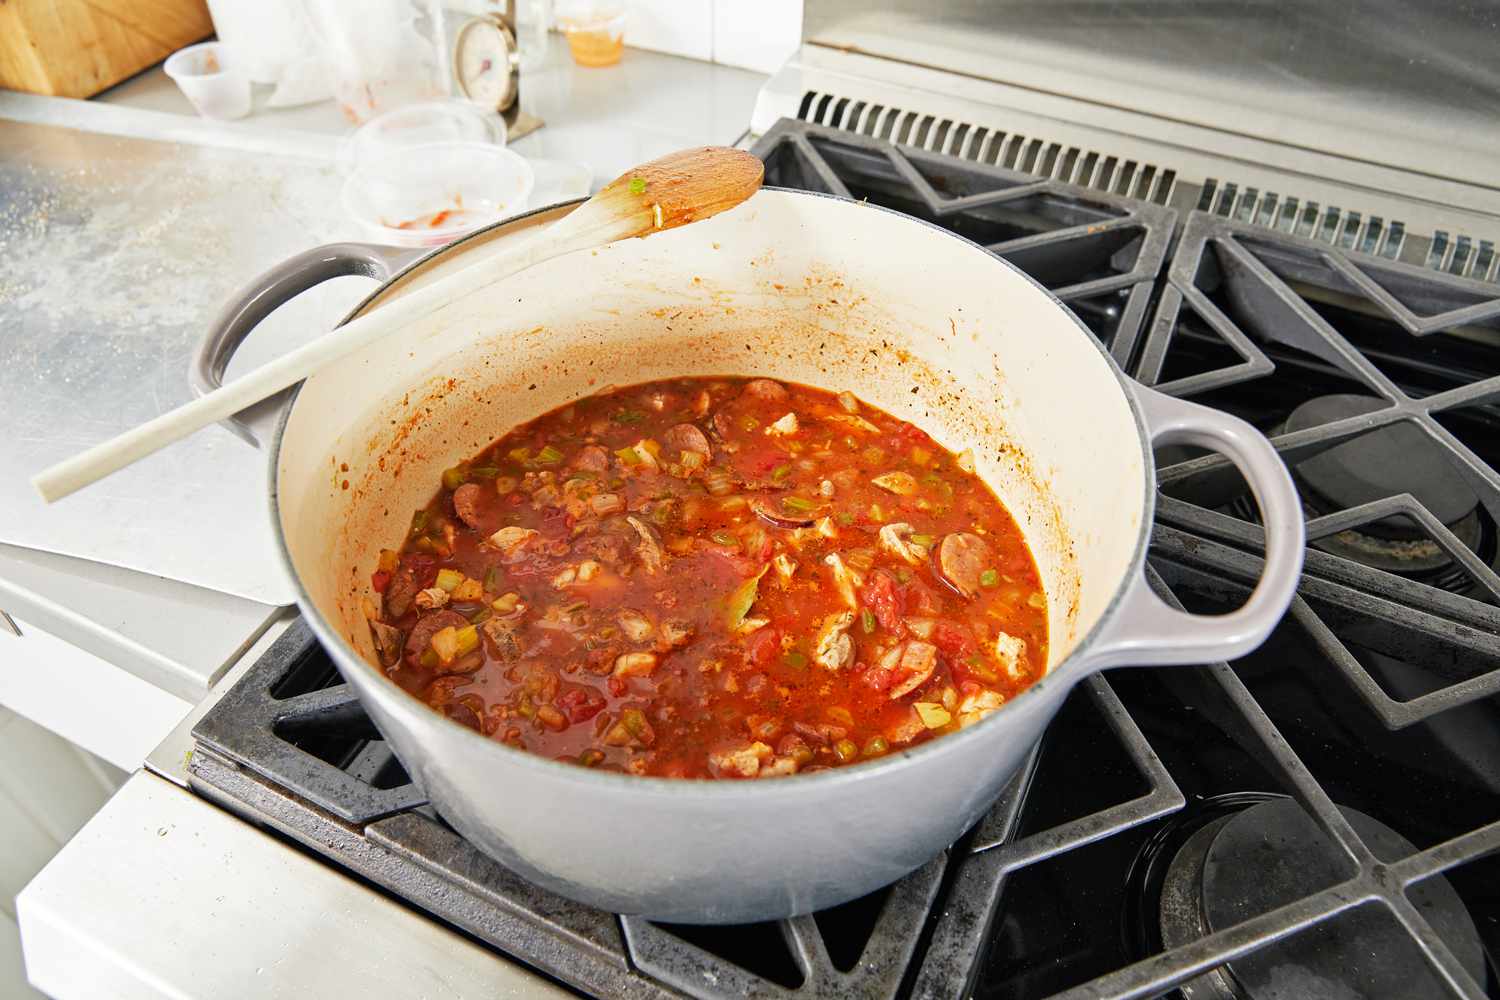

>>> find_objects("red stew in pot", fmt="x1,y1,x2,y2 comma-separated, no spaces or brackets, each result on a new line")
366,377,1047,779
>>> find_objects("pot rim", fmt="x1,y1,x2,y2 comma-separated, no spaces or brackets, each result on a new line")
266,186,1155,799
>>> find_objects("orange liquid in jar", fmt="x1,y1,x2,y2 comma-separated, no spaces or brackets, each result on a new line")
563,26,624,66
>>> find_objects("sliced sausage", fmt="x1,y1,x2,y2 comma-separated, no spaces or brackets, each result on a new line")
384,553,435,618
742,379,788,402
573,444,610,472
750,498,820,529
404,609,469,664
451,483,484,530
936,532,991,599
441,701,482,731
663,422,711,458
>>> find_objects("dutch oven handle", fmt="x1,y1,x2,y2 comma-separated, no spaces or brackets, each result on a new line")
1080,385,1305,671
190,242,427,446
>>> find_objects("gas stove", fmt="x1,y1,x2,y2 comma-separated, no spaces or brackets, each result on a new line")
180,118,1500,999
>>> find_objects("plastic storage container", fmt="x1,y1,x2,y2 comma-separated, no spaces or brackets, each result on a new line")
163,42,252,120
556,0,625,66
341,141,534,248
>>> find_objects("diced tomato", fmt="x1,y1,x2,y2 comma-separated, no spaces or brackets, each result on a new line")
744,627,781,668
607,676,628,698
558,687,605,724
859,666,894,693
371,570,391,593
861,570,905,631
903,579,941,615
932,620,973,659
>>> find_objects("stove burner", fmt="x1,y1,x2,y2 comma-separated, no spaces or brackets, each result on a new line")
1275,394,1487,578
1158,799,1487,1000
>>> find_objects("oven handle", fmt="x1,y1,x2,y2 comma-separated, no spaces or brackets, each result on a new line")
1079,384,1305,672
190,242,427,447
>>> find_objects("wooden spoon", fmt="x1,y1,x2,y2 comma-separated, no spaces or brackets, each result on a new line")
33,146,765,503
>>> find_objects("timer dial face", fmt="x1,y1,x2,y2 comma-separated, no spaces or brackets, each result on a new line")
455,16,519,112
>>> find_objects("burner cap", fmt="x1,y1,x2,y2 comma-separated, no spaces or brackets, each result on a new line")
1198,800,1486,999
1287,395,1478,533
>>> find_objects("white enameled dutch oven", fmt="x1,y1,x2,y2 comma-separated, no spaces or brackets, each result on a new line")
196,189,1304,923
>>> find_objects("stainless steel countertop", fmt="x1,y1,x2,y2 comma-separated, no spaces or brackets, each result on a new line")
0,39,764,702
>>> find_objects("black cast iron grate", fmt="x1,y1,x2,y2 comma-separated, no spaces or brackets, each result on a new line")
753,119,1177,370
190,118,1500,999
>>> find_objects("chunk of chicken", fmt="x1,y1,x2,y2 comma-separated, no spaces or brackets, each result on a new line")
994,631,1027,680
368,619,403,666
772,552,798,584
823,553,864,607
759,755,800,778
937,532,991,599
487,525,538,556
613,652,659,678
709,741,774,777
888,640,938,699
617,609,656,642
958,689,1005,728
766,412,799,436
626,516,665,574
871,471,919,496
413,587,449,610
878,522,928,565
480,618,523,661
814,611,855,670
657,619,694,650
827,413,880,433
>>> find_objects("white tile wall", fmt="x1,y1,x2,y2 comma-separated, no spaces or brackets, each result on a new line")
620,0,802,74
711,0,803,74
0,706,126,998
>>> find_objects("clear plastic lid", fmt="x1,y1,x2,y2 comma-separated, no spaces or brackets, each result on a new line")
342,99,505,174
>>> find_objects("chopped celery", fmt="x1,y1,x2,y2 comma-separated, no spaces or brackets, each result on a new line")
614,409,645,424
770,463,792,481
724,568,766,629
979,568,999,587
615,446,642,466
621,708,648,737
535,445,564,465
429,626,460,663
861,608,876,634
914,702,952,728
782,650,808,670
711,531,738,547
835,511,855,527
408,509,430,537
910,533,936,547
469,465,500,479
781,495,815,513
453,625,479,658
483,566,502,593
434,568,464,592
863,736,889,756
442,464,469,491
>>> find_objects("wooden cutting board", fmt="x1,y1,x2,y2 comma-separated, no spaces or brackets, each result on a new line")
0,0,213,99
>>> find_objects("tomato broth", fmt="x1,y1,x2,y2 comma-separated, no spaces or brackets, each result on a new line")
367,377,1047,779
